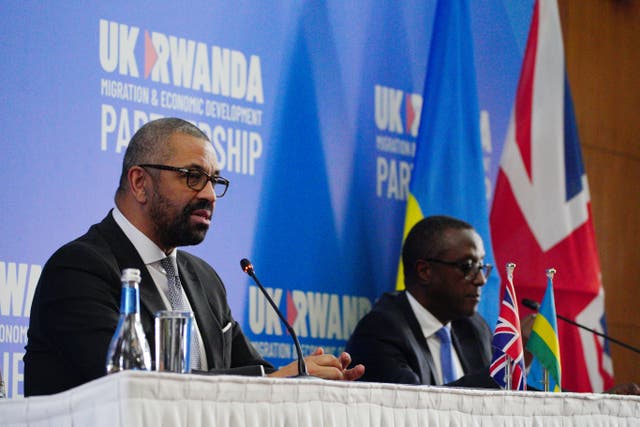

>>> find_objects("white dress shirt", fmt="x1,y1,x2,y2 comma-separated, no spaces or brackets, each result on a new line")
406,291,463,385
112,206,208,370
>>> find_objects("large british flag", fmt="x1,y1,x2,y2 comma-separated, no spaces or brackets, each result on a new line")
489,0,614,392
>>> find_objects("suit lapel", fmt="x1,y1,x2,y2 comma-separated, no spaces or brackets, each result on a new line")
398,292,437,385
452,314,492,374
176,253,223,369
451,327,471,374
95,212,166,337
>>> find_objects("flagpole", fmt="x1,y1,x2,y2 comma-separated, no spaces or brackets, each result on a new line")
543,369,550,392
505,354,512,391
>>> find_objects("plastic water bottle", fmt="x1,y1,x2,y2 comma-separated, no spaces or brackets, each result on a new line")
105,268,152,373
0,368,5,398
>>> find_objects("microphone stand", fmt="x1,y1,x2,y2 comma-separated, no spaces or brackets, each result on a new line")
241,259,310,377
522,299,640,355
555,313,640,355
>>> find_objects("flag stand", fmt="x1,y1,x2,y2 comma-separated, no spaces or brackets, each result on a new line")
543,369,550,392
504,354,512,391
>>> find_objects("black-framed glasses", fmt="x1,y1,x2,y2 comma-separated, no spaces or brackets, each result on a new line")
138,164,230,198
424,258,492,282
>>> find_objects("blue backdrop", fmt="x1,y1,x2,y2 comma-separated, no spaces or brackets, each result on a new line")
0,0,531,397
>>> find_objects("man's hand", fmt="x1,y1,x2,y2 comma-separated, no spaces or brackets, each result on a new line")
604,383,640,395
520,313,536,345
268,347,365,380
520,313,536,367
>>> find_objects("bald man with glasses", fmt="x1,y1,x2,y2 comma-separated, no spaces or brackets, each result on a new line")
345,215,499,388
24,117,363,396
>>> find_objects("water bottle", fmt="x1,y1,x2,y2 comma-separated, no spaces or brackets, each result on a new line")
0,368,5,398
105,268,152,373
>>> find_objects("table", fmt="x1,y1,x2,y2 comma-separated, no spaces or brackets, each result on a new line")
1,371,639,426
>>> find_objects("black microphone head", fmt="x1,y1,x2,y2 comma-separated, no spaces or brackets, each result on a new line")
522,298,540,311
240,258,254,275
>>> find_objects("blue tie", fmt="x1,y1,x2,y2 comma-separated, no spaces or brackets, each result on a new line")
436,326,455,384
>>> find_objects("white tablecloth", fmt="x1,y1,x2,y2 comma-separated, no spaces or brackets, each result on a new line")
1,371,639,426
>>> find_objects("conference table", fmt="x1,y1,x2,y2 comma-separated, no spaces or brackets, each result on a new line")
1,371,639,426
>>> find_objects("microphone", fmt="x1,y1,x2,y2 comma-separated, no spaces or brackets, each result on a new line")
522,298,640,355
522,298,541,311
240,258,309,377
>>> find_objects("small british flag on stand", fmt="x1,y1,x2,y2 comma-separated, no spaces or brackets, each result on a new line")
489,263,526,390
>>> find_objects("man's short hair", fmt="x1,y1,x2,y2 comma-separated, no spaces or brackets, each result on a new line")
116,118,209,196
402,215,474,285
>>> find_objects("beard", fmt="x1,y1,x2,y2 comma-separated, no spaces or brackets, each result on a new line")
148,187,212,249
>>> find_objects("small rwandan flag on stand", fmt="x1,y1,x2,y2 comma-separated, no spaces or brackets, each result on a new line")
527,269,562,391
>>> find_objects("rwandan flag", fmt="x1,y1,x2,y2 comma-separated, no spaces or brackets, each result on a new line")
396,0,499,325
526,269,562,391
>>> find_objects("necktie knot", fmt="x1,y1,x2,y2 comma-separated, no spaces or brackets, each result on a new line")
160,257,187,311
160,256,177,279
436,326,452,344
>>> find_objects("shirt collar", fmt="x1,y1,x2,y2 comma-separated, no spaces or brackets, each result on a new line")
406,290,450,338
112,206,177,265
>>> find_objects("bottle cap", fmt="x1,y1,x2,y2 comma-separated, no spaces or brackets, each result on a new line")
120,268,141,282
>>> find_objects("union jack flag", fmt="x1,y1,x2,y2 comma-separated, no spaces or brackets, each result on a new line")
489,0,613,392
489,263,526,390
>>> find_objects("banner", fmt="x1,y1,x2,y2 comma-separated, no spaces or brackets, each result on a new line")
0,2,532,397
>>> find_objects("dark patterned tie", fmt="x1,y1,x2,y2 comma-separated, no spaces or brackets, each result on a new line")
436,326,455,384
160,257,202,370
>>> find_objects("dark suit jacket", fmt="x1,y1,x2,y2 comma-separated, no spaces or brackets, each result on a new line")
24,211,273,396
345,291,498,388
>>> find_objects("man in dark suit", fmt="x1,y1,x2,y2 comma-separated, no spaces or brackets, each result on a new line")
345,215,498,388
24,117,364,396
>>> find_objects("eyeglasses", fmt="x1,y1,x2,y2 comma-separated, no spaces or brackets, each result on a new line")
424,258,492,282
138,164,230,198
